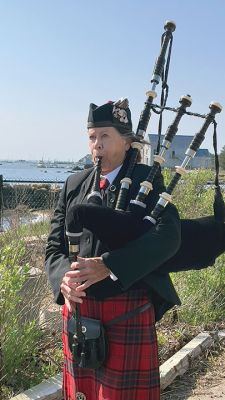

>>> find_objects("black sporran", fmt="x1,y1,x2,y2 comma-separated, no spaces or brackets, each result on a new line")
67,302,151,370
68,315,108,369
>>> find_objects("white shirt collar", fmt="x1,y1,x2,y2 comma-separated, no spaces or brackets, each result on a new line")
101,164,122,185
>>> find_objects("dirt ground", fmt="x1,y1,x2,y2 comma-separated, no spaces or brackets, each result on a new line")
161,341,225,399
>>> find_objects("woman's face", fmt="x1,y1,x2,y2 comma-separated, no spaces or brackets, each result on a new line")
88,127,130,174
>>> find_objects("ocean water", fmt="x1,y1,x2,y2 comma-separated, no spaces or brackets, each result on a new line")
0,160,76,183
0,160,77,230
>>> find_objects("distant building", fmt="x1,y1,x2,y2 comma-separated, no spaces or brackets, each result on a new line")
142,134,213,169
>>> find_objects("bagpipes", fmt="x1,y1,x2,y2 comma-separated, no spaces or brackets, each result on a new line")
66,20,225,276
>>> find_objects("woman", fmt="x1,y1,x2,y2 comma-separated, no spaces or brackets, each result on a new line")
45,98,181,400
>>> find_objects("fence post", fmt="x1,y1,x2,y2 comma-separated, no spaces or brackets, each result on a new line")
0,174,3,232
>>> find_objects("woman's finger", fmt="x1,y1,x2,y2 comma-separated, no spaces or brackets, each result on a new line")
61,286,85,304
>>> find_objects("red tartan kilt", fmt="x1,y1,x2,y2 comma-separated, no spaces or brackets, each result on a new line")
62,288,160,400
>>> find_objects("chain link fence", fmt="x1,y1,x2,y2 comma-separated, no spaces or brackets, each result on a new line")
0,175,63,231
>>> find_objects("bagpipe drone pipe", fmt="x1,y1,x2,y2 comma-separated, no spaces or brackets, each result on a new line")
66,21,225,274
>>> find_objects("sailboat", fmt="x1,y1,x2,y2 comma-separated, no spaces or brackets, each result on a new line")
37,158,46,168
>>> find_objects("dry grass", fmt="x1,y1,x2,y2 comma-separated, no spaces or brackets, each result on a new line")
161,340,225,399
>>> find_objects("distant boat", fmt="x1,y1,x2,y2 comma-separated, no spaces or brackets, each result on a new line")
37,160,46,168
71,165,85,171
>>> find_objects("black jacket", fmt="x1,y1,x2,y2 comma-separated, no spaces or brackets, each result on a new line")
45,163,181,321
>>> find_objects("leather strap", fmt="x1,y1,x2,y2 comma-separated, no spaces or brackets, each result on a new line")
105,302,152,327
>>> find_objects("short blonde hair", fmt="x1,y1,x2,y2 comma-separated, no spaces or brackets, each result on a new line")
120,131,149,163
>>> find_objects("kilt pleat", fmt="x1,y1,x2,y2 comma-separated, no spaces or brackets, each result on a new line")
62,288,160,400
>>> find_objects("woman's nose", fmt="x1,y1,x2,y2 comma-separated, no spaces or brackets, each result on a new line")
94,139,103,150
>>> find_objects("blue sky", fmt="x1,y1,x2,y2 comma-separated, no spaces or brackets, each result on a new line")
0,0,225,161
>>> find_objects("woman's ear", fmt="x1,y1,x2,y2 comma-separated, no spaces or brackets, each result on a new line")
125,139,131,151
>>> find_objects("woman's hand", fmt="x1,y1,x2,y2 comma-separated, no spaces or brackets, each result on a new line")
60,256,110,311
60,271,87,312
70,256,110,291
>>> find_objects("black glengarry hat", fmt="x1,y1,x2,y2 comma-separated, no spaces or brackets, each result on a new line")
87,98,132,134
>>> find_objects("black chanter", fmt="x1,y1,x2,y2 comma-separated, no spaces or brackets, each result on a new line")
66,157,106,368
66,225,85,367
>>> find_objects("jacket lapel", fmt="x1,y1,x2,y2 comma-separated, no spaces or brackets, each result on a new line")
78,168,96,204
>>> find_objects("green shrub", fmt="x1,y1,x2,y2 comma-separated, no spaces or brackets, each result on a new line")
0,241,54,392
163,168,215,218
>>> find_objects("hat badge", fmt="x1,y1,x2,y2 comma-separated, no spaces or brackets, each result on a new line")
112,97,129,124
